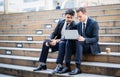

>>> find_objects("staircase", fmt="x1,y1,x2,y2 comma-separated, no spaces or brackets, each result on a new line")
0,4,120,77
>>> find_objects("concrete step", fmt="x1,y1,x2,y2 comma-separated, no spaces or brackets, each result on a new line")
0,34,48,41
0,27,120,35
100,42,120,52
87,8,120,16
0,8,119,21
0,23,56,30
0,40,43,48
86,4,120,10
91,14,120,21
0,74,16,77
0,51,120,64
0,26,120,34
99,34,120,42
0,42,119,52
0,6,119,19
99,26,120,34
0,36,119,49
0,56,120,76
0,19,55,26
0,20,120,28
0,34,119,42
0,14,119,24
99,20,120,27
0,63,115,77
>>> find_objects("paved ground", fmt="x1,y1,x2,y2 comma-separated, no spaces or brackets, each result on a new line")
0,74,16,77
73,73,115,77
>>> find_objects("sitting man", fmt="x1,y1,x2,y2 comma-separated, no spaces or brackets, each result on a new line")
60,7,101,75
33,9,76,71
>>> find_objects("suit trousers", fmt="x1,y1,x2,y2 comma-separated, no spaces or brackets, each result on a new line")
39,40,59,63
39,39,66,64
65,41,91,65
56,40,66,64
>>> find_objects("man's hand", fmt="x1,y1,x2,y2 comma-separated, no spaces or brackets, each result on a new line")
45,39,61,46
56,39,61,43
77,36,85,41
49,39,57,46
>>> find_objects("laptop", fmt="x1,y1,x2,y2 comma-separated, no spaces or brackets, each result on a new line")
64,30,79,39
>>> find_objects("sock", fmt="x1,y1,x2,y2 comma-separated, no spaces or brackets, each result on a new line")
57,64,62,67
40,62,46,66
76,63,80,69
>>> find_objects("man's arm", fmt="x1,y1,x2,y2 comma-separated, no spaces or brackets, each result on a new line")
50,20,62,39
85,21,99,43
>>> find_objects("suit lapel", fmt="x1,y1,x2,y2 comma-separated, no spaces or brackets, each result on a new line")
85,18,90,33
59,20,65,30
78,22,82,36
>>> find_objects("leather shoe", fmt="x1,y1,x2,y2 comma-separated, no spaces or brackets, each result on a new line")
52,65,63,74
69,68,81,75
59,66,70,74
33,64,47,71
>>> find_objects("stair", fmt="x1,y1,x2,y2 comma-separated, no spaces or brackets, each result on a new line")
0,63,115,77
0,54,120,76
0,74,15,77
0,4,120,77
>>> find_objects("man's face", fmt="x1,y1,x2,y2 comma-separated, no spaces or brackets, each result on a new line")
65,14,74,24
77,11,86,22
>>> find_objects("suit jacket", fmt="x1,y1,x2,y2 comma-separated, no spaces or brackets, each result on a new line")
50,19,76,39
49,19,76,52
77,17,101,55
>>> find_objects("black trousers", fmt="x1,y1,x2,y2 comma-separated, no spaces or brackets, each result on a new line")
56,40,66,64
39,39,66,64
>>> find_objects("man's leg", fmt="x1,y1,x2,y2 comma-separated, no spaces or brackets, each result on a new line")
56,40,66,64
39,41,50,63
83,43,91,54
33,40,49,71
69,41,83,75
33,40,59,71
60,40,73,74
52,40,66,74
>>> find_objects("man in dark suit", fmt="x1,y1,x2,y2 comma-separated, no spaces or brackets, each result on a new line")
33,9,76,71
56,2,61,10
60,7,101,75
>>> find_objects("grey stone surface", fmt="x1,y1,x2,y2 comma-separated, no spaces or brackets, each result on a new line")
0,54,120,68
0,63,115,77
0,74,15,77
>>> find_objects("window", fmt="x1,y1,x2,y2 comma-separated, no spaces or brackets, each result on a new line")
64,1,74,8
24,0,39,3
0,1,4,6
23,7,36,12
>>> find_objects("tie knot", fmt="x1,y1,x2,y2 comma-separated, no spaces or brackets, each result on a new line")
67,23,69,25
83,23,85,26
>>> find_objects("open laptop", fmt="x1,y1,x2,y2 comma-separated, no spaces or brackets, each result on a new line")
64,30,79,39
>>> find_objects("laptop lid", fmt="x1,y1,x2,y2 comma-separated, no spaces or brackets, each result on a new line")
64,30,79,39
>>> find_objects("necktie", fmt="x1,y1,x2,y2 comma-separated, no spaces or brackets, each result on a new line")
82,23,86,37
66,23,69,30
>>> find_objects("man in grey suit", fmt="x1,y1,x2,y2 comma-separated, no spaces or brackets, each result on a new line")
61,7,101,75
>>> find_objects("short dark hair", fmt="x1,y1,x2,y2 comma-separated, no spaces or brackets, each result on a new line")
65,9,75,16
57,2,59,5
76,7,86,13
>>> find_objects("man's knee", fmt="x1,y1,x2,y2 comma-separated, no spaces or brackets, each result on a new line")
59,41,66,44
43,40,50,47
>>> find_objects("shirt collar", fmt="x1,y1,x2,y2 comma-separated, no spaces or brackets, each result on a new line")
65,21,72,26
83,16,88,25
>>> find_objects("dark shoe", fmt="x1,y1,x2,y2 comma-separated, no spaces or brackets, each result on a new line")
69,68,81,75
52,65,63,74
33,64,47,71
59,66,71,74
